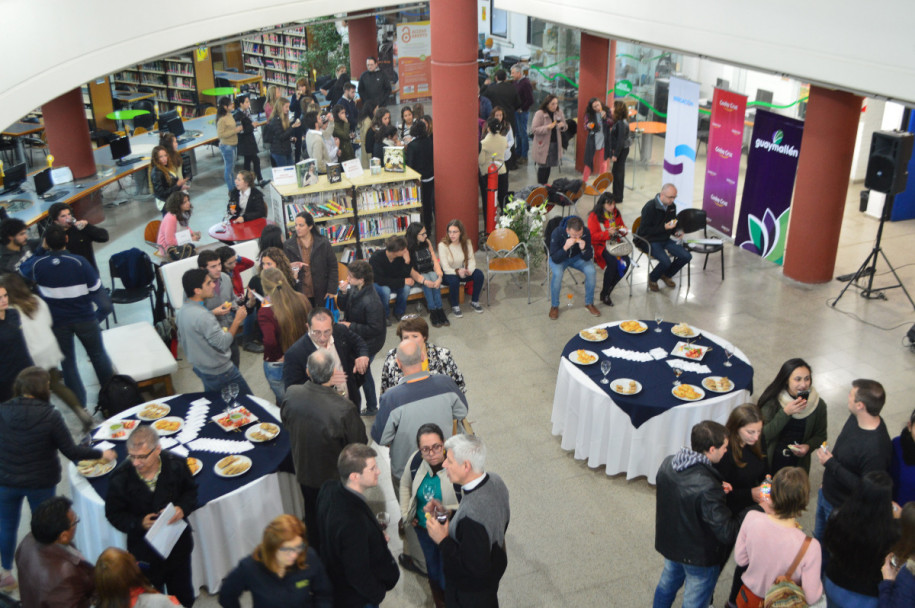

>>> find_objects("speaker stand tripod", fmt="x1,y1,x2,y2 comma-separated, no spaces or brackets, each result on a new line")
833,193,915,310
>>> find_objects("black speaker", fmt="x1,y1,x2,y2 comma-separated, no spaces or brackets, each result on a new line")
864,130,914,194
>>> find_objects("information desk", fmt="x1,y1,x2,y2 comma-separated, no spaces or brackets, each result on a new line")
550,321,752,484
68,392,302,592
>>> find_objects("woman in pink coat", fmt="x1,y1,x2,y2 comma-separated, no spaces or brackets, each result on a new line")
531,94,568,184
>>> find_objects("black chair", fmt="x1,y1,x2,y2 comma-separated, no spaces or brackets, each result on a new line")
675,208,725,287
108,250,156,325
250,95,266,118
541,215,578,287
132,112,157,131
215,77,231,88
629,217,657,289
137,85,154,93
90,129,118,148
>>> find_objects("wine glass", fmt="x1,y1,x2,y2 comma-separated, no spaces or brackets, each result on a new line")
376,511,390,531
433,504,448,523
723,346,734,367
422,486,435,503
654,313,663,333
220,385,232,417
227,383,239,408
600,360,612,385
673,367,683,386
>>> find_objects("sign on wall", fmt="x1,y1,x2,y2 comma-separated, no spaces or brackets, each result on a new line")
396,22,432,101
662,77,700,212
702,88,747,236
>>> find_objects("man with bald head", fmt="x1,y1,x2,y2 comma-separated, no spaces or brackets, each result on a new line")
636,183,692,291
371,339,469,482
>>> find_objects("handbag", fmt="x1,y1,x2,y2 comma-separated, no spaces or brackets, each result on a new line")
736,584,763,608
324,295,340,323
607,235,633,257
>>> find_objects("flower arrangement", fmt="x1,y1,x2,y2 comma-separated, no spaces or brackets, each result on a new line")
496,195,549,268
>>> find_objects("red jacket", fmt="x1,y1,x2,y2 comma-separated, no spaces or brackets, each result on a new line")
588,209,627,269
230,257,254,295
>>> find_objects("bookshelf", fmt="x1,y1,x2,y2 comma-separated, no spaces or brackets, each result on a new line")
241,26,307,98
112,52,212,118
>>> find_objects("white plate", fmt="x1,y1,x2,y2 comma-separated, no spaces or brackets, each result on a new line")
568,349,599,365
671,341,709,361
672,384,706,401
186,457,203,477
152,416,184,436
136,403,171,421
670,324,700,339
609,378,642,396
211,406,259,432
702,376,734,393
214,455,253,478
579,327,609,342
97,419,139,441
245,422,280,443
77,458,116,478
618,320,648,334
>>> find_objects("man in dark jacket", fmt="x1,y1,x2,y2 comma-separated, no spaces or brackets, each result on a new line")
358,57,392,109
653,420,738,608
511,64,534,163
282,307,369,409
547,215,600,320
336,260,386,413
369,235,414,325
15,496,95,608
316,443,399,608
637,183,691,292
46,202,109,271
233,95,267,187
320,64,350,106
0,218,39,276
484,69,522,169
282,349,367,551
105,425,198,607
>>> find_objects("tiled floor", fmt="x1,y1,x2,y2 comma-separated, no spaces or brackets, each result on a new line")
10,129,915,607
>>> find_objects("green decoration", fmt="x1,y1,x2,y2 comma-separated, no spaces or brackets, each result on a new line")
299,23,350,83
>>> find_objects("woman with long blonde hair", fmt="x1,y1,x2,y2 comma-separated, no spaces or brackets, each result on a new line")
257,267,311,403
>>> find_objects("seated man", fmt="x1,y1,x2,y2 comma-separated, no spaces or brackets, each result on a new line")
547,215,600,320
637,183,691,291
15,496,95,608
369,235,415,325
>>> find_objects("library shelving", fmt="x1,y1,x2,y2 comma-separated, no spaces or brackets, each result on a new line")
241,26,307,98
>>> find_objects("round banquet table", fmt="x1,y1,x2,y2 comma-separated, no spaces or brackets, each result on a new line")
550,321,753,484
68,392,303,593
207,217,272,242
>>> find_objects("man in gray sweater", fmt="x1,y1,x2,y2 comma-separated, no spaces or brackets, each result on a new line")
176,268,251,395
197,250,241,366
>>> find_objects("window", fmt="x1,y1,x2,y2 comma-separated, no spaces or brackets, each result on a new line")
490,1,508,39
527,17,546,47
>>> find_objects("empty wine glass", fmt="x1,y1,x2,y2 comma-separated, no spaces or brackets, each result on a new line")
228,383,239,408
376,511,390,531
220,385,232,417
654,313,663,333
600,360,612,385
422,485,435,503
724,346,734,367
673,367,683,386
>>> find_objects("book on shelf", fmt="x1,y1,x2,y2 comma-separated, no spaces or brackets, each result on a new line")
340,247,357,264
284,199,349,221
317,223,355,244
326,163,342,184
296,159,318,188
383,146,405,172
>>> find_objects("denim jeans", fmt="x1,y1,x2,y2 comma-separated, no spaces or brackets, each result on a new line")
271,153,293,167
263,361,285,404
648,239,692,282
549,256,596,307
53,320,114,408
374,283,411,318
824,576,878,608
813,488,834,542
419,271,443,310
0,485,55,569
653,558,720,608
416,524,446,591
515,111,529,159
443,270,484,306
219,144,236,192
192,365,252,397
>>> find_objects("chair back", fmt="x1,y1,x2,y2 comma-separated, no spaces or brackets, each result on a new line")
630,217,649,253
592,172,613,192
250,95,266,116
486,228,520,252
144,220,161,246
204,107,217,116
133,127,147,136
337,261,349,283
526,186,549,208
544,215,564,250
676,208,708,236
110,249,155,290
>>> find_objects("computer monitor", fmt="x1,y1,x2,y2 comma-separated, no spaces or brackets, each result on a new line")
716,78,730,90
33,168,54,196
2,162,27,194
166,116,185,137
158,110,179,130
109,136,132,162
756,89,774,105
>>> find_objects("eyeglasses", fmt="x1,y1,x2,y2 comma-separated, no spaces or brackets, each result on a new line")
128,446,157,461
70,517,80,528
420,443,443,455
309,329,333,338
278,543,305,554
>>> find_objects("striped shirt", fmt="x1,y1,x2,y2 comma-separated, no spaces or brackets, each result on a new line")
20,250,102,325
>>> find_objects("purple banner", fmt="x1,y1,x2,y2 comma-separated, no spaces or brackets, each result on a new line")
735,110,805,265
702,89,747,235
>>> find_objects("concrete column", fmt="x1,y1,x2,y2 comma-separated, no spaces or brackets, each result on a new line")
783,86,863,283
348,14,377,80
576,34,609,173
430,0,479,243
42,88,95,179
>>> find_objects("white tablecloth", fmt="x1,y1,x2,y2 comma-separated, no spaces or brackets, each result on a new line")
69,395,304,592
550,325,751,484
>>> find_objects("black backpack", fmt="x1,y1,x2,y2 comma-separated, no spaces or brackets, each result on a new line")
96,375,144,419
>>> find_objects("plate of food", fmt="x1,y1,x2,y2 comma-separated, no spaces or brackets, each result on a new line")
153,416,184,436
672,384,706,401
671,341,709,361
77,458,116,478
137,403,171,421
568,349,599,365
702,376,734,393
99,419,139,441
214,455,252,478
579,327,609,342
618,320,648,334
671,323,700,339
212,406,258,432
246,422,280,442
609,378,642,396
186,457,202,477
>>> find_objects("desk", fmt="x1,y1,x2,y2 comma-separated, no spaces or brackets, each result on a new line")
106,109,151,134
215,71,263,87
69,393,302,592
208,217,272,242
550,321,752,484
112,91,155,104
2,121,44,164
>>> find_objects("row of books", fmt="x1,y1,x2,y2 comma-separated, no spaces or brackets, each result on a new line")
357,213,422,239
316,224,355,244
357,185,420,209
284,200,351,221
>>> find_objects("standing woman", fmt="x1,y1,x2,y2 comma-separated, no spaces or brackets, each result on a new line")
150,145,187,214
488,106,515,160
235,95,266,188
216,97,243,192
265,98,301,167
438,219,484,317
587,193,631,306
332,103,355,163
890,408,915,507
406,222,448,328
357,101,378,168
227,170,267,224
406,119,435,231
608,100,631,203
366,106,391,163
879,502,915,606
263,85,278,119
283,211,338,308
0,283,33,403
531,94,568,184
582,97,609,183
399,105,415,144
758,358,827,474
337,260,386,414
257,268,311,405
478,116,509,230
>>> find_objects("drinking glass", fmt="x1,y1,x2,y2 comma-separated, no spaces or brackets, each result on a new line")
654,313,663,333
673,367,683,386
228,383,239,408
600,360,612,385
433,505,448,523
566,293,574,308
376,511,390,531
221,385,232,417
422,486,435,503
723,346,734,367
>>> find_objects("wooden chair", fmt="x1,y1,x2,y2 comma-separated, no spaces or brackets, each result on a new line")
203,107,217,116
582,172,613,208
484,228,530,306
676,208,724,287
525,186,549,208
144,220,161,250
133,127,148,136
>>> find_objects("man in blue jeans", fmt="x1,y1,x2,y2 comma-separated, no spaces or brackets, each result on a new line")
653,421,738,608
637,183,692,292
369,236,414,326
175,268,252,396
547,216,601,320
511,63,533,163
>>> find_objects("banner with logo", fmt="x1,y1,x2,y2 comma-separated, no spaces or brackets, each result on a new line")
735,110,805,264
701,89,747,236
662,77,700,212
395,22,431,101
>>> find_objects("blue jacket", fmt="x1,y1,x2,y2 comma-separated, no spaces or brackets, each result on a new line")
879,563,915,608
548,217,593,264
20,249,107,325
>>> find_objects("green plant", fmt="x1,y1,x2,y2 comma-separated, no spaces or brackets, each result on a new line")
497,196,549,269
298,22,350,82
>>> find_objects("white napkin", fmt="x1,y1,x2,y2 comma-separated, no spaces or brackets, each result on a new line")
649,347,668,361
190,398,211,408
169,445,189,458
185,438,254,454
174,403,210,445
159,437,177,450
601,346,654,362
667,359,711,374
94,441,116,451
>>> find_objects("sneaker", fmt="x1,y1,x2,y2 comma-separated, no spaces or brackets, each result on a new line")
470,301,484,313
451,306,463,318
243,341,264,353
0,570,16,591
360,408,378,417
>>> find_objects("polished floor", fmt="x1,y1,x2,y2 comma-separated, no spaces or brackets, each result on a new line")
9,130,915,607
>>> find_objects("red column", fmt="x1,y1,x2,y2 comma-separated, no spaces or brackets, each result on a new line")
576,34,609,173
430,0,479,243
41,88,95,179
783,86,863,283
606,40,617,106
348,15,377,80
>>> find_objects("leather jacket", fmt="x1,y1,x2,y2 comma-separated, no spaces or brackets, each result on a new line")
15,533,95,608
